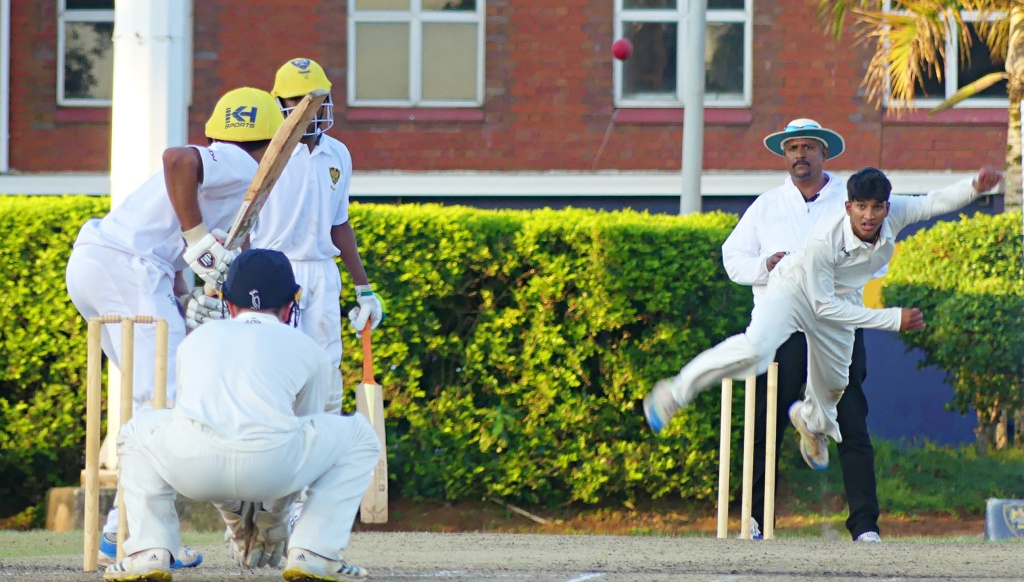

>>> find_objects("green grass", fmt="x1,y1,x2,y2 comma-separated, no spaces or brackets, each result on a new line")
778,437,1024,518
0,531,224,559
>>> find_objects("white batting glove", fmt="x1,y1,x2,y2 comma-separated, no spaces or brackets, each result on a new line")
246,506,290,568
178,288,224,330
347,284,386,337
182,224,239,289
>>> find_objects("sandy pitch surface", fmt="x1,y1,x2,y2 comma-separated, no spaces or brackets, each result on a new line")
1,531,1022,582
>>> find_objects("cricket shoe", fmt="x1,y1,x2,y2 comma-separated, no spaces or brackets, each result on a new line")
99,533,203,569
643,376,694,434
855,531,882,542
282,547,369,581
737,517,763,540
103,548,171,581
788,401,829,470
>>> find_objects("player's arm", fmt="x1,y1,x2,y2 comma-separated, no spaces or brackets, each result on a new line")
804,238,902,330
721,200,778,286
887,167,1002,233
332,221,369,286
163,146,205,231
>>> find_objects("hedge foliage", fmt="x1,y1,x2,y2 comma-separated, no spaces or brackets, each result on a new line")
881,211,1024,420
0,196,755,517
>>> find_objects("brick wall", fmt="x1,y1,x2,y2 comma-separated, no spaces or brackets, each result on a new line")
6,0,1008,174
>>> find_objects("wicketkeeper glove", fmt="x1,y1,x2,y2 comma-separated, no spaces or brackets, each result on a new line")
178,288,225,330
347,284,386,337
182,224,239,290
245,505,290,568
214,500,253,567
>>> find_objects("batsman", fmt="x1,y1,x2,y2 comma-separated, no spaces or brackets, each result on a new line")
103,249,381,582
65,87,285,567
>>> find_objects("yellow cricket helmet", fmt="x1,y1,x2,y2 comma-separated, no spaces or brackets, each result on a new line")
204,87,284,142
271,58,334,136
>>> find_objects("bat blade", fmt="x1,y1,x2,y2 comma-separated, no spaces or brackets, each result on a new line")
355,324,388,523
223,88,330,251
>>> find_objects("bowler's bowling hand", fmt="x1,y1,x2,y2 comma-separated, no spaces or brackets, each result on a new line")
766,251,788,272
972,167,1003,193
899,307,925,332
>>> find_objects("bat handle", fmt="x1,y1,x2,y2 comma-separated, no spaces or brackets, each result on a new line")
361,321,376,385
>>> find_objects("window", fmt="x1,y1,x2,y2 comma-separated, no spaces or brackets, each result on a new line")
348,0,485,107
614,0,751,108
886,4,1006,108
58,0,114,106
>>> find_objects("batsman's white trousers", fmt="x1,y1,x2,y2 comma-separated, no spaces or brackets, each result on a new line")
670,278,855,442
66,244,184,405
117,409,380,560
292,259,343,369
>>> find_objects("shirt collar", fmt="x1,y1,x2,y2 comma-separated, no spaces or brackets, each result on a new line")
784,171,839,203
234,312,283,325
841,214,893,254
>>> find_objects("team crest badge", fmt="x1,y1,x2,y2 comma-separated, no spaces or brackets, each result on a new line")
329,167,341,189
1002,501,1024,539
291,58,311,71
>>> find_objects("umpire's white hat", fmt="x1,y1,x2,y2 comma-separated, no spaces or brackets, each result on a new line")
763,118,845,160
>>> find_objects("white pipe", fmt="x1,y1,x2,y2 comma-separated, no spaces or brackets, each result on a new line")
680,0,707,215
0,0,10,172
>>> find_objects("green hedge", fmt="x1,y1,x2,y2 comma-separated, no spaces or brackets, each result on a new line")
881,211,1024,422
0,196,755,517
0,196,110,517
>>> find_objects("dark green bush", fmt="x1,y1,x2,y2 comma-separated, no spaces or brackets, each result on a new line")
1,196,753,517
881,211,1024,429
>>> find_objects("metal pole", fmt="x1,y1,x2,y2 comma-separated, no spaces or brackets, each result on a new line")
680,0,707,215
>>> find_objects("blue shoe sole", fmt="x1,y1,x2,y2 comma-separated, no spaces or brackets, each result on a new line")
799,440,829,471
172,554,203,569
642,398,665,434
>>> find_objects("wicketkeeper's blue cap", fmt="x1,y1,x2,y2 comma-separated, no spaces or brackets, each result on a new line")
222,248,300,310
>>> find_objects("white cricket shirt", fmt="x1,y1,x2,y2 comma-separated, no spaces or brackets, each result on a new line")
74,142,257,278
250,135,353,260
774,178,980,331
722,171,851,302
172,312,333,450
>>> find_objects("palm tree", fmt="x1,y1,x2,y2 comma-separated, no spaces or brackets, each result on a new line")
815,1,1024,452
814,0,1024,212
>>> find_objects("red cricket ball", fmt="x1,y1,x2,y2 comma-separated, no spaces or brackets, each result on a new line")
611,38,633,61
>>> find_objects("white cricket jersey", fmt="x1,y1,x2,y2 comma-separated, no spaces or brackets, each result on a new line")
73,143,257,278
775,178,980,331
251,135,353,260
722,171,853,303
172,312,333,451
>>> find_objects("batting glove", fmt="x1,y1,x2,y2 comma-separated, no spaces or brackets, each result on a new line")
182,224,239,289
178,288,224,330
347,284,386,337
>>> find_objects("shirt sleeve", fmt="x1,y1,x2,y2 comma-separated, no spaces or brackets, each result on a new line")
722,200,771,286
804,237,903,331
331,143,353,226
886,178,979,234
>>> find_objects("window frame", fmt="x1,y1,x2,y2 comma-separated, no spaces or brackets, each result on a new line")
883,5,1007,110
347,0,487,108
57,0,114,107
613,0,752,109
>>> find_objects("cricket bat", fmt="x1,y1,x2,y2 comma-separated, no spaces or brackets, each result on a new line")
222,88,330,251
355,322,388,523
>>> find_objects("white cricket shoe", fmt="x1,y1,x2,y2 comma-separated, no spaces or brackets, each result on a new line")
788,401,829,470
855,531,882,542
103,548,172,581
282,547,368,581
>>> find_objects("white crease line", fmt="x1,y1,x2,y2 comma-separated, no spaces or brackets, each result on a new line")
565,574,605,582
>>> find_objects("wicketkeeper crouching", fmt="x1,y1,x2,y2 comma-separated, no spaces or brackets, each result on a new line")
104,248,381,582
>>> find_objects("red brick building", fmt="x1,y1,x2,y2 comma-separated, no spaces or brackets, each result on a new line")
1,0,1008,181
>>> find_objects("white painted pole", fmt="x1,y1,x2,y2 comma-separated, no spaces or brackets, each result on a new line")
680,0,707,215
109,0,191,206
0,0,10,173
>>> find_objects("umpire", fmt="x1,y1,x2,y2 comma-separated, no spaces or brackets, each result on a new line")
720,119,881,542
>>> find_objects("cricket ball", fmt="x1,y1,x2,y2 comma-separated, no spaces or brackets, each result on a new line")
611,38,633,61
